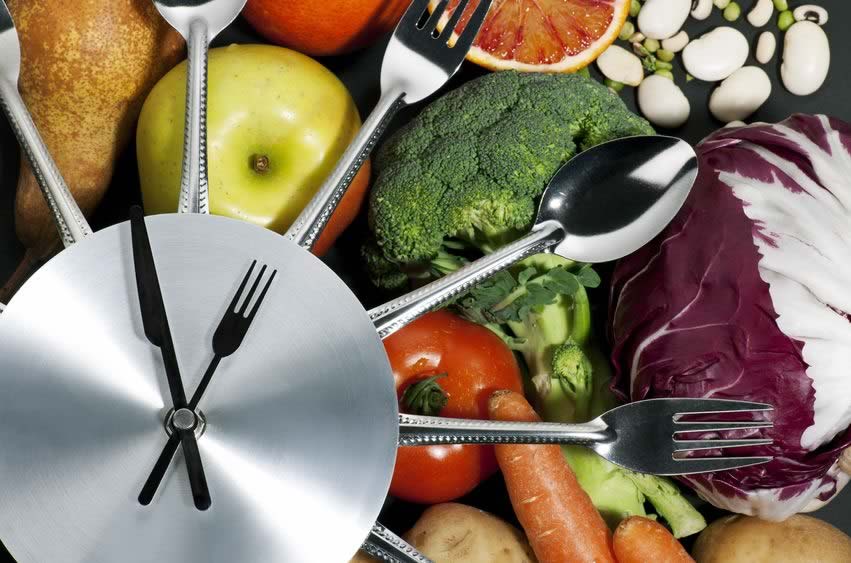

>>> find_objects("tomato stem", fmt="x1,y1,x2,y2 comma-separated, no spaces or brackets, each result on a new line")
402,374,448,416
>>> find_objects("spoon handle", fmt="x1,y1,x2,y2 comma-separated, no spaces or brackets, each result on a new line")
398,413,610,447
362,522,434,563
177,20,210,215
0,79,91,246
285,87,407,252
369,222,562,339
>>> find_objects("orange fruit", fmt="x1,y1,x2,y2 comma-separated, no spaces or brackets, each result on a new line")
243,0,411,57
431,0,630,72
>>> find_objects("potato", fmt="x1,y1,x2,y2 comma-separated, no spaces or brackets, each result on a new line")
404,503,537,563
693,514,851,563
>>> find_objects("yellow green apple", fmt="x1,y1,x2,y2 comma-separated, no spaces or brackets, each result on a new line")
136,44,370,254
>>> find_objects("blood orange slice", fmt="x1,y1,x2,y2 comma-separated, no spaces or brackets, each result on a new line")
431,0,630,73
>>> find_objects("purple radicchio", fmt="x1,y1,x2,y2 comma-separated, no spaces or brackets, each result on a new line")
609,114,851,520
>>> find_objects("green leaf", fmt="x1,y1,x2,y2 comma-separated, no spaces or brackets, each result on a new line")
577,265,601,288
517,267,537,285
545,268,581,295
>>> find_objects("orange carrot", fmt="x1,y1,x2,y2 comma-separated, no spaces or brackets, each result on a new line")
488,390,616,563
613,516,695,563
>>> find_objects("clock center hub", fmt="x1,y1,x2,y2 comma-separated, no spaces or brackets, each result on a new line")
165,407,207,438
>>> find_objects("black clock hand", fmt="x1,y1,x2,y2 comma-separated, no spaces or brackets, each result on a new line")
138,260,276,506
130,206,211,511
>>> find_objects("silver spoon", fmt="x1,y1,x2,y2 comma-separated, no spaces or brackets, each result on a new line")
369,135,698,339
151,0,247,214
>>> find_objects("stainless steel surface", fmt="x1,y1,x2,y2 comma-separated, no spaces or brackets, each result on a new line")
152,0,247,214
0,214,398,562
285,0,494,252
362,522,434,563
172,408,198,431
399,399,774,476
0,1,92,246
370,135,698,339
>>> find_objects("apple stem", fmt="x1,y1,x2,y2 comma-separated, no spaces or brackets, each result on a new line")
252,154,271,174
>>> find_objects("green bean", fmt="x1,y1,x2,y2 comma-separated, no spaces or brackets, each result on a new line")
619,21,635,41
604,78,625,92
630,0,641,18
654,69,674,80
723,1,741,21
643,38,660,53
686,74,695,82
713,0,730,9
655,60,673,70
777,10,794,31
772,0,788,11
656,49,675,62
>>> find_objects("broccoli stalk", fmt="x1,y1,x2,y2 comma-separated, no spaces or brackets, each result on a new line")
552,345,707,538
458,261,706,539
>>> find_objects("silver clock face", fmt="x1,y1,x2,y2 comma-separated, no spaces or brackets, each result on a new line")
0,213,398,563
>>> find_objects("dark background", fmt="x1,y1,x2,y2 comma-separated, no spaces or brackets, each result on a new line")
0,1,849,558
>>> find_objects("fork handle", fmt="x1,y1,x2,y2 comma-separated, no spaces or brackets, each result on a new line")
361,522,434,563
285,87,407,251
369,222,563,340
399,414,612,446
177,19,210,215
0,78,92,246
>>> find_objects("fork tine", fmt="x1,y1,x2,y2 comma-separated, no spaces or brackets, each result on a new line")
424,0,453,34
666,456,773,475
247,269,277,322
398,0,434,30
229,260,256,312
238,264,268,316
450,0,493,52
674,438,773,452
674,421,774,433
673,399,774,415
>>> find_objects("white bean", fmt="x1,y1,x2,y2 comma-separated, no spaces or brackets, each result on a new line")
747,0,774,27
691,0,712,20
682,27,749,81
756,32,777,64
638,75,690,128
662,31,689,53
725,120,747,127
793,4,828,26
596,45,644,87
638,0,691,40
629,32,646,44
781,21,830,95
709,66,772,122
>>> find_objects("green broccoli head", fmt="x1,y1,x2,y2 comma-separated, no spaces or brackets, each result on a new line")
366,71,654,287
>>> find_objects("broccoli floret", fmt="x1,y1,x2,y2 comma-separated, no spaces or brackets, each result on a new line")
366,71,654,286
546,340,594,423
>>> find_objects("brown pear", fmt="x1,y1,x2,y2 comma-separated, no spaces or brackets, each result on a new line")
3,0,183,294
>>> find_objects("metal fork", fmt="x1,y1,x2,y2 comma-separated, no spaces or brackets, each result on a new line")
285,0,493,252
399,398,774,475
0,1,91,246
138,260,277,505
152,0,247,214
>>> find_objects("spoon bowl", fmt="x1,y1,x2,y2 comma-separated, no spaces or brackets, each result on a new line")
539,135,697,263
152,0,246,39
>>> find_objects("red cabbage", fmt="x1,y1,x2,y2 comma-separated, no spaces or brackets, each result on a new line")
609,114,851,520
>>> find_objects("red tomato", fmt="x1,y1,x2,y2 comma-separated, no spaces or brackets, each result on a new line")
386,309,524,504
